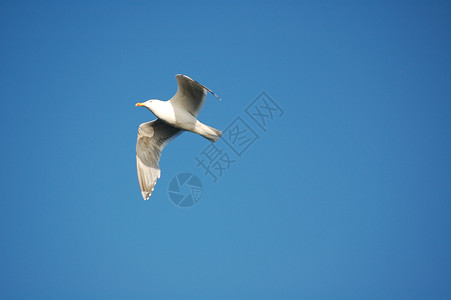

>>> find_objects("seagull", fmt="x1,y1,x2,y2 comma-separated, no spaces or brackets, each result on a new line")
135,74,222,200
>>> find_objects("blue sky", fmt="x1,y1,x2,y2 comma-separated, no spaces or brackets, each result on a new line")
1,1,451,299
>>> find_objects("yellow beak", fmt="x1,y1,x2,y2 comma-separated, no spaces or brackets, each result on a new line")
135,103,144,107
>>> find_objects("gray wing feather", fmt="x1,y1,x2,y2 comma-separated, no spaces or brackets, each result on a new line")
170,74,221,117
136,119,182,200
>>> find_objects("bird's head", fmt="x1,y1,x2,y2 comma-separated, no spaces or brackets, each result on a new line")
135,99,160,113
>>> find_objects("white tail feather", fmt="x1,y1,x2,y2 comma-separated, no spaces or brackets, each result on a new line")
196,123,222,142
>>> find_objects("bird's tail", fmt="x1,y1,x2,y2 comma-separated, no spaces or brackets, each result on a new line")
197,123,222,142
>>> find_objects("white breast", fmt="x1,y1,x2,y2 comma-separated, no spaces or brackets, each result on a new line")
154,101,197,131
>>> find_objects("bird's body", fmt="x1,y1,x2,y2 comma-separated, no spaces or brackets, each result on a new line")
148,100,201,134
135,74,222,200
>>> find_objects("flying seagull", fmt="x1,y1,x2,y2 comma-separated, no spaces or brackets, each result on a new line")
135,74,222,200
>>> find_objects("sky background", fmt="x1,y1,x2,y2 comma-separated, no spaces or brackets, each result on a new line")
1,1,451,299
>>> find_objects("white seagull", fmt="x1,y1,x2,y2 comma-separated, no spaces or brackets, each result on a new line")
135,74,222,200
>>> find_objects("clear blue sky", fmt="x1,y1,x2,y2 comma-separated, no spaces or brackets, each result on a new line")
1,1,451,299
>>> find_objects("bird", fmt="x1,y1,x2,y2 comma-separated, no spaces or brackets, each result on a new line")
135,74,222,200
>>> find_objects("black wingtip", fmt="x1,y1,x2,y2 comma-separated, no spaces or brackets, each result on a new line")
176,74,222,101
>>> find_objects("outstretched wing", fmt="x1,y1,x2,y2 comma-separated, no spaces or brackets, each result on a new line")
136,119,183,200
170,74,221,117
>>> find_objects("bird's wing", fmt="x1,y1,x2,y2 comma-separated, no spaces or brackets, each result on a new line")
169,74,221,117
136,119,183,200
